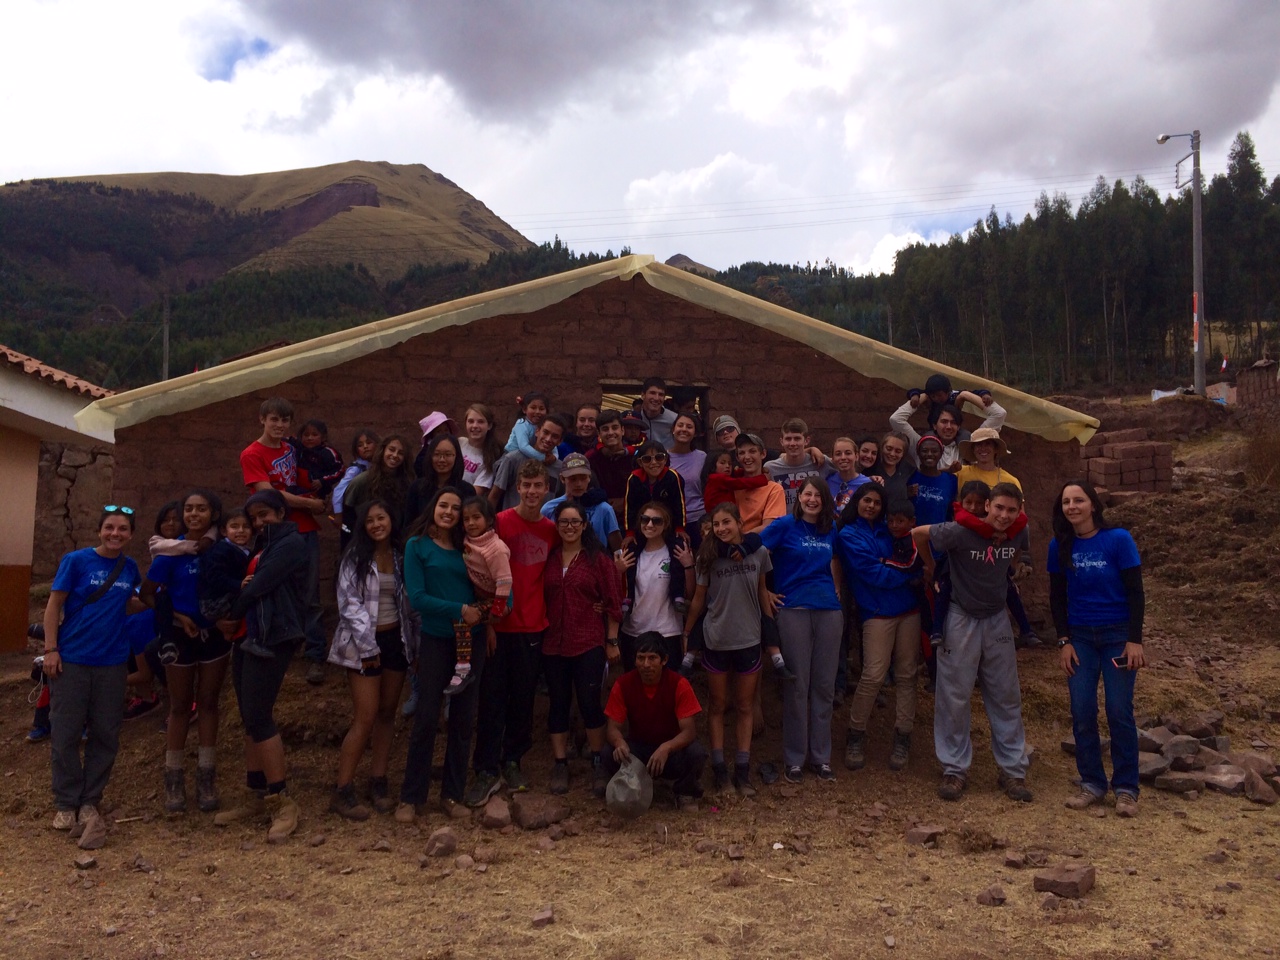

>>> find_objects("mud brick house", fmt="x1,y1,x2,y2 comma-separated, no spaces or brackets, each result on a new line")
76,255,1098,615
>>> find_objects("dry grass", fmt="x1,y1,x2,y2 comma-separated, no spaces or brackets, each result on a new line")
1244,427,1280,488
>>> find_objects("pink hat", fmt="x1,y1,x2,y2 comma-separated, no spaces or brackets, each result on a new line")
418,411,457,439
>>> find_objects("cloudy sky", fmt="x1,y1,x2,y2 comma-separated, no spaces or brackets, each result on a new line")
4,0,1279,273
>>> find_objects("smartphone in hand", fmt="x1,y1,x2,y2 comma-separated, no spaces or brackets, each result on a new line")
1110,656,1128,668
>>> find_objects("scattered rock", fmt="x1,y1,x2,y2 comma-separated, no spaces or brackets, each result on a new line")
73,854,97,870
1230,752,1277,778
1203,766,1247,796
371,839,392,852
536,836,556,853
1243,770,1278,806
1153,771,1204,793
475,863,488,873
1199,735,1231,753
546,824,565,842
560,819,581,837
976,885,1006,906
1161,735,1201,759
905,825,944,845
1040,893,1060,912
792,840,811,855
104,926,118,936
694,839,721,854
481,796,511,829
1138,727,1176,753
1033,864,1096,898
884,935,896,948
308,834,326,848
472,844,496,864
1204,851,1229,864
1004,852,1027,869
455,855,474,870
726,844,745,861
132,854,156,874
510,794,571,831
425,828,458,857
531,905,555,929
1178,711,1225,739
1138,752,1172,780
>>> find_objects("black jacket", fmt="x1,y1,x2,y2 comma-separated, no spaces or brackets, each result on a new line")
231,521,309,647
198,539,250,622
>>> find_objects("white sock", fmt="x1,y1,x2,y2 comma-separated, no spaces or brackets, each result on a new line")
771,651,786,670
198,746,216,769
457,662,470,677
165,749,184,771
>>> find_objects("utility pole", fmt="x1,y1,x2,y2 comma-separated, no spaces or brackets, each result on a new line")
1190,130,1206,396
886,303,894,348
162,294,170,381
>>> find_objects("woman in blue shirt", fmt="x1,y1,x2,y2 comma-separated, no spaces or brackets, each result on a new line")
141,489,230,816
761,478,844,783
1050,480,1145,818
42,506,143,847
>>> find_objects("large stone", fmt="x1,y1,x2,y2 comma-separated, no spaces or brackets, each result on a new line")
1172,747,1227,772
1198,735,1231,754
1243,769,1278,805
1061,733,1109,757
976,885,1006,907
1230,752,1277,778
1033,864,1096,899
1138,752,1171,781
905,825,944,845
481,796,511,829
1178,711,1225,739
1202,765,1246,796
1137,727,1175,753
1161,735,1201,759
425,827,458,857
1153,771,1204,793
510,793,571,831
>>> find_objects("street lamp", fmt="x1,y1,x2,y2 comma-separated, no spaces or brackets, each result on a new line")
1157,130,1205,396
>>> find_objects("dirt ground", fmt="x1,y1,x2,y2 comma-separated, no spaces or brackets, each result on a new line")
2,419,1278,960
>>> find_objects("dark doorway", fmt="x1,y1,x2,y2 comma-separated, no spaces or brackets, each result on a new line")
599,381,711,449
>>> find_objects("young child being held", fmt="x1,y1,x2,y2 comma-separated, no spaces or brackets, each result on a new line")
198,509,254,633
457,497,513,695
504,391,553,463
907,374,993,431
882,500,934,639
288,419,345,498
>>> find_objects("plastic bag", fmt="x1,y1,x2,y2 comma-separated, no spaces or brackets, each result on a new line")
605,754,653,819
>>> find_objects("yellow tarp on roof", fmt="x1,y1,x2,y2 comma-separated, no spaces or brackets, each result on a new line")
75,254,1098,445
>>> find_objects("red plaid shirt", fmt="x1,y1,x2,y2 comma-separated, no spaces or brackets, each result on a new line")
542,547,624,658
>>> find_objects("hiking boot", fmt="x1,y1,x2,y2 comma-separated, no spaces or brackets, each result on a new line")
997,772,1034,803
123,694,161,721
549,762,570,796
773,660,797,682
164,768,186,814
305,662,326,686
783,765,803,784
844,730,866,771
1064,787,1103,810
732,764,756,799
367,777,395,814
711,762,730,793
393,802,419,824
213,789,266,826
464,771,503,808
439,797,471,820
591,758,610,799
265,792,300,843
1016,630,1043,650
758,762,779,785
502,761,530,793
1114,793,1139,818
76,808,107,850
52,809,77,831
676,794,700,812
329,785,371,821
810,763,836,783
401,678,419,717
69,804,97,839
196,766,219,813
937,774,967,801
887,730,912,772
26,724,51,743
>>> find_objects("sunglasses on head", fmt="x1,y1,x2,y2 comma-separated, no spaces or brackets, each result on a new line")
103,505,135,516
638,454,667,464
639,515,665,526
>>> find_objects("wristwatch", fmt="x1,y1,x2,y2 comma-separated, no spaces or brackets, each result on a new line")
606,638,619,647
1056,639,1069,649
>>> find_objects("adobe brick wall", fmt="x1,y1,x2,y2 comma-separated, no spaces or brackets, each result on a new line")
111,276,1081,622
1237,364,1279,408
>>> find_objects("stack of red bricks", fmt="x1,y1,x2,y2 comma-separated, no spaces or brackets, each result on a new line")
1079,428,1173,503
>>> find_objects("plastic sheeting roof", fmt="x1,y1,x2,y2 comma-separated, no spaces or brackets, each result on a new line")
76,255,1098,445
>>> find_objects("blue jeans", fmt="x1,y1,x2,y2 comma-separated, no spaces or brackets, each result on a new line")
1067,623,1138,797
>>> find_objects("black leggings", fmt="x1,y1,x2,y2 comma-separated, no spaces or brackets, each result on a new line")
542,646,607,733
231,641,295,743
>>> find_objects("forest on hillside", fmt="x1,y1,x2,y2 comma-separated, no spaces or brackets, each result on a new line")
2,132,1278,392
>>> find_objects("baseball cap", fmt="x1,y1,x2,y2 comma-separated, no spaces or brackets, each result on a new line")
712,415,740,436
560,452,592,478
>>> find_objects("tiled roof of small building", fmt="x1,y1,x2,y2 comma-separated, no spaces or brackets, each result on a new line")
0,344,112,399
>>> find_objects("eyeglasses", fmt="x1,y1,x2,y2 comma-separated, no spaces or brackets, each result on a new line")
639,515,665,526
557,518,585,529
638,454,667,464
103,505,135,516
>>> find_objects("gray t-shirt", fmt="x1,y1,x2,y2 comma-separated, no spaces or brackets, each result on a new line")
764,455,835,511
929,522,1030,618
641,407,679,449
695,546,772,651
492,451,562,511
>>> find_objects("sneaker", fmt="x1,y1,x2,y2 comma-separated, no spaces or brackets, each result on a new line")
783,765,803,784
1064,787,1103,810
676,794,700,812
1016,630,1043,650
213,789,265,826
673,598,689,615
393,802,418,824
367,777,395,814
401,681,420,718
26,724,50,743
591,758,610,799
76,808,107,850
549,762,570,796
844,730,866,771
937,774,967,801
997,772,1034,803
758,762,779,785
732,764,756,799
164,768,186,814
711,762,730,793
265,792,300,843
678,657,696,679
305,662,326,686
439,797,471,820
810,763,836,783
1114,793,1139,818
464,771,503,808
123,694,161,721
196,766,219,813
329,785,371,821
887,730,911,772
929,632,943,650
773,660,797,682
442,671,474,698
502,761,530,793
52,809,76,830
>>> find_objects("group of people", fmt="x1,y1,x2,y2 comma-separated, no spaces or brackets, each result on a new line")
37,374,1148,850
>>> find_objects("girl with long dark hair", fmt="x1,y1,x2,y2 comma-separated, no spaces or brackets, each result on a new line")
406,434,476,529
341,434,415,530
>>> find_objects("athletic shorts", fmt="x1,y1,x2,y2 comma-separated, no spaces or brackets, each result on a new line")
356,626,410,677
701,644,762,676
165,622,232,667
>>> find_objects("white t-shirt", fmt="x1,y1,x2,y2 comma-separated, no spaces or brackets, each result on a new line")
459,438,494,489
625,545,684,638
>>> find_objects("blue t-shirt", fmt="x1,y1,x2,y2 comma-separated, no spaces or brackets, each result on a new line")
147,541,209,626
759,515,841,611
51,548,142,666
910,471,957,527
125,605,155,656
827,473,871,516
541,496,619,547
1046,528,1141,626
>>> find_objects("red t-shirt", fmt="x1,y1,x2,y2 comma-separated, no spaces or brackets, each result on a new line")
240,440,320,534
493,508,558,634
604,673,701,724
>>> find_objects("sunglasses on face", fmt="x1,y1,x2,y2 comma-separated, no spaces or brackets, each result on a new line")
638,454,667,464
639,515,665,526
103,505,136,516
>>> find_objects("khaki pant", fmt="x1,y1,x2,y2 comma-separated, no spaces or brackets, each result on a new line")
848,612,920,735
